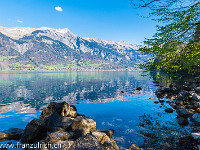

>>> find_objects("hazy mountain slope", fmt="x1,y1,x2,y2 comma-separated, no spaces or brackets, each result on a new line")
0,26,147,70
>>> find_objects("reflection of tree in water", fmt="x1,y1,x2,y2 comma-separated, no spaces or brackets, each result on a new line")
137,112,198,150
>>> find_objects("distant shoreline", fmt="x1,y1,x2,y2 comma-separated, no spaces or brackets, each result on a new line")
0,68,142,72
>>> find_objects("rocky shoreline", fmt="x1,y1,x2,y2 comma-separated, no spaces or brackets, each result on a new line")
155,81,200,148
0,102,142,150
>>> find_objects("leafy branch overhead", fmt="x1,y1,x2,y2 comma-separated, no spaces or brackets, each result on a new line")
131,0,200,75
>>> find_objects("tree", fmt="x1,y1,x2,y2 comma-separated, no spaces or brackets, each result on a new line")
130,0,200,76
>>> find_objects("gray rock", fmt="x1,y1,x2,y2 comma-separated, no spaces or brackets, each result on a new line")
194,87,200,94
92,131,110,144
103,140,119,150
196,108,200,113
102,129,114,138
68,106,78,118
165,108,174,113
0,128,24,141
69,133,105,150
21,119,47,144
27,140,49,150
71,116,96,131
173,105,185,110
155,89,165,98
192,93,200,101
175,100,183,105
73,128,90,140
40,102,71,122
177,117,189,126
191,133,200,140
127,144,143,150
45,131,69,146
176,108,188,117
47,114,73,132
51,140,74,150
191,113,200,123
194,102,200,108
177,90,188,100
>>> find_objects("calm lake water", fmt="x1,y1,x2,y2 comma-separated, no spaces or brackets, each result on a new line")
0,71,194,149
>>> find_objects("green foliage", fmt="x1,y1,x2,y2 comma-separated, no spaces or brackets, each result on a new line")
132,0,200,76
0,55,18,61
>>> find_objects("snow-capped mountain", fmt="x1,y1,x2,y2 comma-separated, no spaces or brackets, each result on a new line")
0,26,147,70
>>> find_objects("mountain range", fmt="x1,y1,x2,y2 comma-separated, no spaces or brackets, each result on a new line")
0,26,147,70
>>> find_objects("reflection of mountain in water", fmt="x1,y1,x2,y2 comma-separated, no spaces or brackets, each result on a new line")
0,71,155,113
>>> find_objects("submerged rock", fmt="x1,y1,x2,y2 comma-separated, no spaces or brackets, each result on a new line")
136,87,142,91
165,108,174,113
177,117,189,126
21,119,47,144
0,128,24,141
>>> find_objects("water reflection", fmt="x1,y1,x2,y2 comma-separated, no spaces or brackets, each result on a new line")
3,71,192,149
0,71,155,113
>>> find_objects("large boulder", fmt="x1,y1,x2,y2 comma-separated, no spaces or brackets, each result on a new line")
21,119,47,144
47,114,73,132
71,116,96,131
40,102,71,122
0,128,24,141
69,134,105,150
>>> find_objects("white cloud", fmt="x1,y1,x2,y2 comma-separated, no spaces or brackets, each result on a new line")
55,6,63,12
17,20,23,23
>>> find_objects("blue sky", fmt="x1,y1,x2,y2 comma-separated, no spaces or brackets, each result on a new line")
0,0,157,45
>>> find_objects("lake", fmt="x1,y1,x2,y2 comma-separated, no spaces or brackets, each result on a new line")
0,71,194,149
